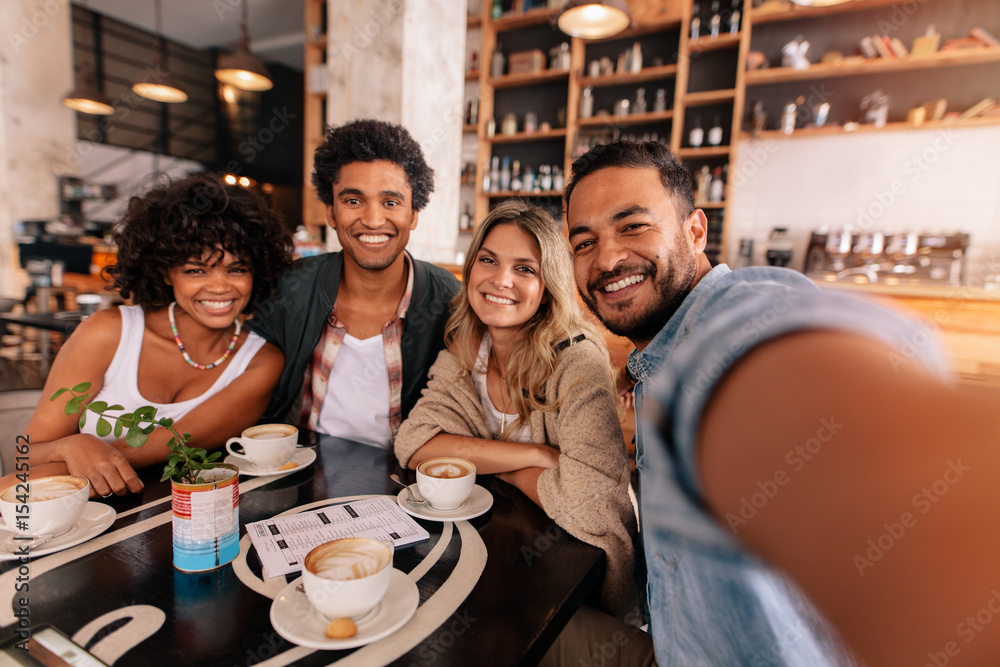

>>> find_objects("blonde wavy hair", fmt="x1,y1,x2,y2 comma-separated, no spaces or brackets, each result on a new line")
445,200,609,438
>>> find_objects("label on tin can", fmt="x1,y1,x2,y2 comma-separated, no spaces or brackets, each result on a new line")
172,467,240,572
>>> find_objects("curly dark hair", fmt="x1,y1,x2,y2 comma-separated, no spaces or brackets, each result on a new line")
311,119,434,211
105,174,294,313
563,141,695,220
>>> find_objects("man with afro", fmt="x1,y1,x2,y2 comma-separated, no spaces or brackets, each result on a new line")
248,119,459,447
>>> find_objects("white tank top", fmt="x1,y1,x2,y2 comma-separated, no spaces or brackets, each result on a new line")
79,305,266,442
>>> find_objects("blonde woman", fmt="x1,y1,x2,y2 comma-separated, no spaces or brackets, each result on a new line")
394,200,639,622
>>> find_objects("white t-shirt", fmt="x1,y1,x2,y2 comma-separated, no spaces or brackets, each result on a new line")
473,334,530,442
317,332,391,448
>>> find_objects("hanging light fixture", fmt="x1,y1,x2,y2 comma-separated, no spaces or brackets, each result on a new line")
131,0,189,103
215,0,274,92
62,2,114,115
557,0,632,40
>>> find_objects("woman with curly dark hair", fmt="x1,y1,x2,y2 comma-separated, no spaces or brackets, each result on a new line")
21,175,293,497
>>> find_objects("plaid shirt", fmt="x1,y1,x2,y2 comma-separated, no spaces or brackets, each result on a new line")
300,254,414,438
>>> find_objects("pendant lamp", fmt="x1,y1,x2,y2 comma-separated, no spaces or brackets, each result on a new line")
557,0,632,40
62,3,114,115
131,0,189,103
215,0,274,92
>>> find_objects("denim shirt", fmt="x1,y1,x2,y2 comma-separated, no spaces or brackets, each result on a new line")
629,264,946,666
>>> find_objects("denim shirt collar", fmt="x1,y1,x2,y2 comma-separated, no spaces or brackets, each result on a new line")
627,264,732,387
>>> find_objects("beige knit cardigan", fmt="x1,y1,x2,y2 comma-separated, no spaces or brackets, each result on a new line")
394,335,639,620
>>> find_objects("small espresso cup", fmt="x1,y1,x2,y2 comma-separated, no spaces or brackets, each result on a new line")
416,457,477,511
0,475,90,537
226,424,298,470
302,537,394,620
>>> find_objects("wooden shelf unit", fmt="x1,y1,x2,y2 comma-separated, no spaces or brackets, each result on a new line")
299,0,999,264
302,0,329,233
745,47,1000,85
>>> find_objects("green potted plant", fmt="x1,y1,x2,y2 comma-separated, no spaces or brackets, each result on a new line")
54,383,241,572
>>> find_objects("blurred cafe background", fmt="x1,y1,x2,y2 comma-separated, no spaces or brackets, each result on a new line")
0,0,998,416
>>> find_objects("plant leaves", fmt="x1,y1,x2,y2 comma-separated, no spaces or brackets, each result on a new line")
78,412,87,430
65,396,84,415
107,404,124,412
50,388,68,401
113,420,123,438
89,400,109,414
96,417,112,438
71,382,92,393
124,426,147,448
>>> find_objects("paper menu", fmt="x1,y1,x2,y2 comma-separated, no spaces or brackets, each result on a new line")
247,496,429,579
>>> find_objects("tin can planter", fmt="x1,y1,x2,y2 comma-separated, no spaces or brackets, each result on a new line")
171,463,240,572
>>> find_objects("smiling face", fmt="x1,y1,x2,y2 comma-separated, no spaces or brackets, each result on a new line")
166,248,253,329
327,160,418,272
467,222,546,340
568,166,708,350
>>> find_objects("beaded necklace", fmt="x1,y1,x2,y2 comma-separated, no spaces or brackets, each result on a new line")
168,301,241,371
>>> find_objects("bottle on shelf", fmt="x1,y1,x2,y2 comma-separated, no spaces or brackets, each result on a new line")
580,86,594,119
707,115,723,146
696,165,711,201
653,88,667,113
460,203,472,230
634,88,648,115
552,166,564,191
511,160,522,192
780,99,797,135
482,158,491,193
491,42,505,78
709,0,721,39
489,156,500,193
491,0,502,20
540,165,552,191
466,97,478,126
499,156,511,192
709,166,724,202
728,0,740,35
468,50,479,77
524,164,536,192
690,2,701,40
689,116,704,147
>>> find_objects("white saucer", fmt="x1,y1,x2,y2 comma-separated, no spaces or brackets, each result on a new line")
396,484,493,522
0,502,116,561
270,568,418,650
225,446,317,477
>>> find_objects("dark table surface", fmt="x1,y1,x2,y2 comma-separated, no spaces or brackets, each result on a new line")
0,434,604,666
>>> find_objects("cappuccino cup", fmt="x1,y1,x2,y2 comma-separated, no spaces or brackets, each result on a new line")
416,457,476,510
302,537,394,620
226,424,297,469
0,475,90,537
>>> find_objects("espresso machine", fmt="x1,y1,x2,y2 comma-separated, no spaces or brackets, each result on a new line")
805,229,969,286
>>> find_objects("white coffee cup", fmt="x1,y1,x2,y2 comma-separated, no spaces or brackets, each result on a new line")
0,475,90,537
416,457,476,510
302,538,394,620
225,424,297,469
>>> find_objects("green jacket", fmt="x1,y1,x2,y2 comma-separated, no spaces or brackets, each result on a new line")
246,251,460,424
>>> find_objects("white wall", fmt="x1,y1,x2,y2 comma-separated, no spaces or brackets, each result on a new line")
728,125,1000,285
0,0,77,296
325,0,465,265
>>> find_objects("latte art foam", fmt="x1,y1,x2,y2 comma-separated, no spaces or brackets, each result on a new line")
1,475,86,503
422,460,473,479
308,539,391,581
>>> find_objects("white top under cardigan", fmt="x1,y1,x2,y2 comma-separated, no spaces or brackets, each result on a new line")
78,305,266,442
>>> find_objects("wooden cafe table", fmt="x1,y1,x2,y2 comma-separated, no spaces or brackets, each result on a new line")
0,433,605,665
